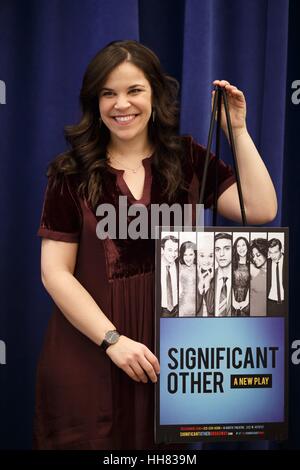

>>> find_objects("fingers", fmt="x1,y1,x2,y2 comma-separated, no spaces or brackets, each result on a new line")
141,350,161,383
108,336,160,384
123,365,143,383
129,348,160,384
213,79,230,88
212,80,244,98
124,353,159,384
130,361,150,383
144,349,160,375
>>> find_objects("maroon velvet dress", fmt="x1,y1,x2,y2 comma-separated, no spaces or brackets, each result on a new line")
33,135,235,450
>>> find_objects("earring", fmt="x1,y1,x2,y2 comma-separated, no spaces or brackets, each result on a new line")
99,117,102,128
152,109,156,123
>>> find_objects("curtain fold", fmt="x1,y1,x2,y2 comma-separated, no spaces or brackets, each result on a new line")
180,0,288,227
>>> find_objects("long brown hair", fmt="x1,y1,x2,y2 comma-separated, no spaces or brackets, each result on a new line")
47,39,187,208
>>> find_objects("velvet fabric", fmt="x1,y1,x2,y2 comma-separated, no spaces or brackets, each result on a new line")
34,135,235,449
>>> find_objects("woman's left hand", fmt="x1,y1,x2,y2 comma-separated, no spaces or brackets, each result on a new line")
212,80,247,136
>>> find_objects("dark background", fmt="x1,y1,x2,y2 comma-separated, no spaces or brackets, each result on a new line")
0,0,299,449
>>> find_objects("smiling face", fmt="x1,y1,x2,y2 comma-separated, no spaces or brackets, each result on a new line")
98,61,152,146
237,238,248,258
183,248,195,267
252,247,266,268
268,245,282,262
198,247,214,270
162,240,178,265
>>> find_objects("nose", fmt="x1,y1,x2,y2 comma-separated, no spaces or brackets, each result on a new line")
114,94,130,110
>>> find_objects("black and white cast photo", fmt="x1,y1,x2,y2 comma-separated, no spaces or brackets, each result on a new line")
158,229,287,318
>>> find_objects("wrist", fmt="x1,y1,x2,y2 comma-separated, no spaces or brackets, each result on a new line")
99,329,121,352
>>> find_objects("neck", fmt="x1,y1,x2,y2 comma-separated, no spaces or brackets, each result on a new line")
219,265,230,276
162,257,174,267
107,135,153,163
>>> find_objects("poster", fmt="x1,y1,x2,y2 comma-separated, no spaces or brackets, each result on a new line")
155,227,288,443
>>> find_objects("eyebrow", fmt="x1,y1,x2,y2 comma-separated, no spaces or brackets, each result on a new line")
100,84,146,91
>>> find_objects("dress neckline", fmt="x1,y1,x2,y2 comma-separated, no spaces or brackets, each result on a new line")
106,154,154,205
105,153,154,175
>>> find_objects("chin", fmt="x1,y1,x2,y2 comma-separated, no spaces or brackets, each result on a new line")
114,131,142,141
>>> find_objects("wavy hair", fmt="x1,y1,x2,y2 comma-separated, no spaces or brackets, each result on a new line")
179,241,196,265
232,236,250,270
47,39,187,209
250,238,268,262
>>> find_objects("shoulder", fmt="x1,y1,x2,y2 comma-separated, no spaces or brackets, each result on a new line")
44,172,83,218
48,171,81,188
47,172,82,199
38,172,83,240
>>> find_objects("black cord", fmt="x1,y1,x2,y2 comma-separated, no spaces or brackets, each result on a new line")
199,85,247,227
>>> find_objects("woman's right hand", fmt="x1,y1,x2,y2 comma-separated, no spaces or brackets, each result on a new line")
198,269,213,293
106,335,160,383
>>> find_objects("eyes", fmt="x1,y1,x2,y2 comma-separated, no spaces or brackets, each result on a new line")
215,246,231,253
168,248,178,254
100,88,143,97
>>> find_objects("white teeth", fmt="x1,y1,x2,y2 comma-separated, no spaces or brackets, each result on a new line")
114,115,136,122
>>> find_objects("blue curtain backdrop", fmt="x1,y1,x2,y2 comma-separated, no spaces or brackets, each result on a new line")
0,0,298,450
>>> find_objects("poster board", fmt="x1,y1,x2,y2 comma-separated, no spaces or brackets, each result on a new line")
155,227,288,443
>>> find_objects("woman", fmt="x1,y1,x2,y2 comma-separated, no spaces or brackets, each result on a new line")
34,39,277,449
179,241,197,316
232,236,250,316
250,238,268,316
196,236,215,316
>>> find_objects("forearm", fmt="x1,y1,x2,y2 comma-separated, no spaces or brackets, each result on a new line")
42,271,115,346
227,128,278,221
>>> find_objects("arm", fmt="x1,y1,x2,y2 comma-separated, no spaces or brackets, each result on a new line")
212,80,278,224
41,239,160,383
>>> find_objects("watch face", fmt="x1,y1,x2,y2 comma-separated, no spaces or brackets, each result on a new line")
105,330,120,344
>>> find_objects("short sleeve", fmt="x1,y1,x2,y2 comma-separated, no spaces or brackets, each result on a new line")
185,135,236,209
37,174,82,242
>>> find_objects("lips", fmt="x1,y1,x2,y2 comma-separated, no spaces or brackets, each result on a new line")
111,114,139,125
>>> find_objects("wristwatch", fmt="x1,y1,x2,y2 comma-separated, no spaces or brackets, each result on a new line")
100,330,121,352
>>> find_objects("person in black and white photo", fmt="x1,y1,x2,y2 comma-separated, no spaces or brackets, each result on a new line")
232,235,250,316
160,235,179,317
178,240,197,317
214,232,232,317
267,236,287,316
196,233,215,316
250,237,268,316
